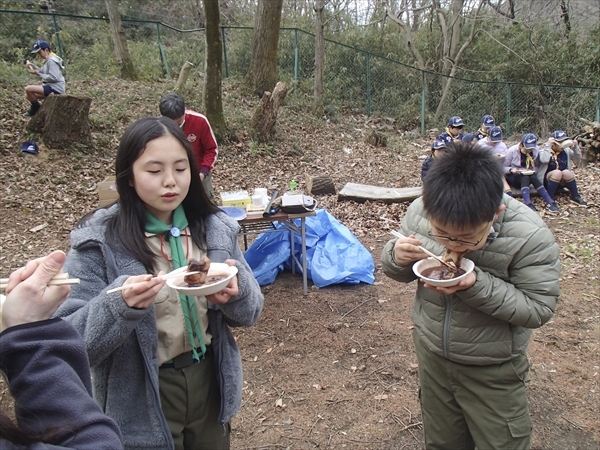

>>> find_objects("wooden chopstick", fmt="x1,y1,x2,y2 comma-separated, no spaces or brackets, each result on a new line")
0,277,80,290
0,272,69,285
389,230,455,269
106,271,200,295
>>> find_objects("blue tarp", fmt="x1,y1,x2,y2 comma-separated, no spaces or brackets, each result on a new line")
244,209,375,288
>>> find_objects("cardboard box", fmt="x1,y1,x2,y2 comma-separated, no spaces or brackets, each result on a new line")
220,190,251,208
98,176,119,206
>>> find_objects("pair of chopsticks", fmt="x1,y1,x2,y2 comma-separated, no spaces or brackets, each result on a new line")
389,230,455,270
0,272,80,290
105,269,200,294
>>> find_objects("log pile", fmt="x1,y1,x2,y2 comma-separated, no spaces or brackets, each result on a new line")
577,119,600,165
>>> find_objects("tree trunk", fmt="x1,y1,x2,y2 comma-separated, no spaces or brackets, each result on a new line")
313,0,326,116
27,94,92,149
245,0,284,96
249,81,289,142
105,0,137,80
306,175,336,195
175,61,194,91
202,0,226,141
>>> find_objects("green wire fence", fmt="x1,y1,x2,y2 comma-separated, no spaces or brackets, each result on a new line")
1,9,599,137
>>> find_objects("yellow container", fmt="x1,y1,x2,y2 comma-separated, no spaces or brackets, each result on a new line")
220,190,251,208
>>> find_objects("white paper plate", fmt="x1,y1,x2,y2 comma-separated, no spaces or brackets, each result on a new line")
520,170,535,176
167,263,238,296
413,258,474,287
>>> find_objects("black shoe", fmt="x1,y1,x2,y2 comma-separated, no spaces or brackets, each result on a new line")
22,102,40,117
526,203,537,212
571,196,587,206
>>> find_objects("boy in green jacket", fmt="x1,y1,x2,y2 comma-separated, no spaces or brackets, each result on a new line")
381,142,560,450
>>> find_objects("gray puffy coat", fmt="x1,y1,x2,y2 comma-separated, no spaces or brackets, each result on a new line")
55,205,264,450
381,196,559,365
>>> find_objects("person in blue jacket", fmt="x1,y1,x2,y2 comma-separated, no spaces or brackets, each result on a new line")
0,250,123,449
438,116,464,143
421,139,447,181
475,114,495,141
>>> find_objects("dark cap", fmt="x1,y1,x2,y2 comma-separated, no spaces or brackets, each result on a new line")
31,39,50,53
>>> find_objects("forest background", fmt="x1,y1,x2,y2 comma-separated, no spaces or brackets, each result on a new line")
1,0,599,140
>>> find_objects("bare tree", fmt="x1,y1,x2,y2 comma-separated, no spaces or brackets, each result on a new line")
104,0,137,80
314,0,326,115
202,0,226,140
245,0,284,96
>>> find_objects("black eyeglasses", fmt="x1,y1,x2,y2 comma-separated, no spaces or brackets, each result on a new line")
428,221,491,247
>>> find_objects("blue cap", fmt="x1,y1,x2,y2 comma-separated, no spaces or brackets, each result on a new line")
31,39,50,53
462,133,476,143
480,114,495,127
550,130,568,142
521,133,537,149
447,116,464,127
489,126,502,142
20,141,39,155
431,139,447,150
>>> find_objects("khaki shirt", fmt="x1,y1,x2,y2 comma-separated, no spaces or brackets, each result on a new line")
146,229,212,365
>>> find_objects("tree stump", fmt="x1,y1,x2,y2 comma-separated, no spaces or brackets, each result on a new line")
365,130,387,147
27,94,92,149
306,175,336,195
249,81,288,142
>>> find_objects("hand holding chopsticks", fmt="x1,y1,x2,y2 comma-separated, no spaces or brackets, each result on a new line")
0,272,80,290
389,230,455,270
105,270,199,294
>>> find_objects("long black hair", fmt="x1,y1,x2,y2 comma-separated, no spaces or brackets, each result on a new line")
82,116,220,272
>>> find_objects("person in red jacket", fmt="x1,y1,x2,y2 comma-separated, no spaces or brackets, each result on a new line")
159,93,218,201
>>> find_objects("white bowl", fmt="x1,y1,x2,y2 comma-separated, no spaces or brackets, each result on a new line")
520,170,535,176
413,257,475,287
167,263,238,296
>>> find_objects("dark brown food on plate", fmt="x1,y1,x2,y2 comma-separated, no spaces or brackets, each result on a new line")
421,266,466,280
184,257,211,286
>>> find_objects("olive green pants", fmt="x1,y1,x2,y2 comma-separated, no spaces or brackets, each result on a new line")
201,172,215,204
414,333,532,450
159,350,230,450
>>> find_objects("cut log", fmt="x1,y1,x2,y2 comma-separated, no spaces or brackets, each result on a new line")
175,61,194,91
249,81,288,142
338,183,422,204
306,175,336,195
27,94,92,149
365,130,387,147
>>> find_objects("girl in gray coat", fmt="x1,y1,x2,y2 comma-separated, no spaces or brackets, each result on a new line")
55,117,264,450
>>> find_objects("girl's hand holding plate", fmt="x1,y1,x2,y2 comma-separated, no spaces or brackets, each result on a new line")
206,260,239,305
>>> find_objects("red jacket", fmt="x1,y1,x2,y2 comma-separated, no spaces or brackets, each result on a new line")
182,110,218,174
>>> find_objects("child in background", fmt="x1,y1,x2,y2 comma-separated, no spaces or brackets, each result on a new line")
438,116,464,143
477,126,513,197
23,39,65,117
381,141,559,450
504,133,558,212
55,116,264,450
541,130,587,205
475,114,495,141
421,139,447,181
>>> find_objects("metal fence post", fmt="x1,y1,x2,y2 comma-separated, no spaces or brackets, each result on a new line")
51,14,63,58
596,90,600,122
294,28,299,88
366,53,371,115
421,70,426,135
505,83,512,136
221,26,229,78
156,22,170,78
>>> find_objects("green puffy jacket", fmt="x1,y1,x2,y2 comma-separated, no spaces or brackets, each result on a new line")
381,196,559,365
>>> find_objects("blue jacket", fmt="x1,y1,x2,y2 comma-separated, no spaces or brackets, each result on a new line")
421,155,434,181
0,318,123,449
55,205,264,450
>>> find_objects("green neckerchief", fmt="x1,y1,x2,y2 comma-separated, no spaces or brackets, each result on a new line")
145,205,206,361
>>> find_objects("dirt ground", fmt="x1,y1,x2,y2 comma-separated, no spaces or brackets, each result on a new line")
1,78,599,449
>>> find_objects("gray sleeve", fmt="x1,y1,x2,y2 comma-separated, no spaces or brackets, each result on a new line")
39,59,63,83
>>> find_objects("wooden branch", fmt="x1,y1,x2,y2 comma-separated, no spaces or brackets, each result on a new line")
338,183,422,204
